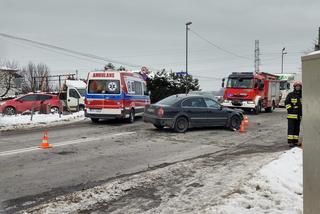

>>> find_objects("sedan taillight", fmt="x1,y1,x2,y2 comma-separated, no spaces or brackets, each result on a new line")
158,107,164,117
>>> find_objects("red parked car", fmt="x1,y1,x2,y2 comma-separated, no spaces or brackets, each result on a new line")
0,93,60,115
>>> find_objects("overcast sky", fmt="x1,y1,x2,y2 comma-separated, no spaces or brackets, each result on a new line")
0,0,319,90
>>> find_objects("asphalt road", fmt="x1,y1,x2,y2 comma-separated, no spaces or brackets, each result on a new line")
0,109,289,213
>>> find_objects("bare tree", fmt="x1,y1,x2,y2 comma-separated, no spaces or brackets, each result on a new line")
21,62,51,93
0,59,20,98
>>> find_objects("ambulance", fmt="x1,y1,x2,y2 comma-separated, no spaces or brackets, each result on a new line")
84,70,150,123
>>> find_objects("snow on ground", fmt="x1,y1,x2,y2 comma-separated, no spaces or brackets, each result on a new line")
209,148,303,214
0,111,85,131
19,147,302,214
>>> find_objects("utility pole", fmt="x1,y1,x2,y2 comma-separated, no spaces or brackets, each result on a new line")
185,21,192,94
315,27,320,51
76,70,79,80
254,40,260,73
281,47,287,74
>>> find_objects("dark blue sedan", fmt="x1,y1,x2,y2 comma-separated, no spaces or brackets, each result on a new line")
144,94,244,133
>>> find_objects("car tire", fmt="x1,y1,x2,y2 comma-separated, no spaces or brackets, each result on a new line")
78,105,85,111
91,118,100,123
4,106,16,115
51,106,59,114
174,116,188,133
265,101,275,113
128,109,135,123
154,124,164,130
265,107,272,113
230,115,241,130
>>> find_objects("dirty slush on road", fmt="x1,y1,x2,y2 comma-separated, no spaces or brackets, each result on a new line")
2,110,288,213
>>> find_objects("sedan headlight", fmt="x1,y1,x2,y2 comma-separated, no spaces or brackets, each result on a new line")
247,101,255,104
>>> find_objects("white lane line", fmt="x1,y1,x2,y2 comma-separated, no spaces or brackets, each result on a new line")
0,131,136,157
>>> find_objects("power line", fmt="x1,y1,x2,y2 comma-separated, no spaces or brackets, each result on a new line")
0,33,148,69
0,37,105,65
189,29,251,60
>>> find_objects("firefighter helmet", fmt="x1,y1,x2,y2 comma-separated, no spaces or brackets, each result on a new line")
293,81,302,88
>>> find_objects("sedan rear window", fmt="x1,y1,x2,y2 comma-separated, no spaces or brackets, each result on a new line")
182,97,207,108
157,95,180,106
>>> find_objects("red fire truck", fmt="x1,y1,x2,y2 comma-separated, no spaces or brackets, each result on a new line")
221,72,281,114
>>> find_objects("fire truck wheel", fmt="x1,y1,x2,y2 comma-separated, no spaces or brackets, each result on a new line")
128,109,135,123
254,102,262,115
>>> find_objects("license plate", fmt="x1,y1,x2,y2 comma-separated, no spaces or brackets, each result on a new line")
147,108,154,113
90,109,102,113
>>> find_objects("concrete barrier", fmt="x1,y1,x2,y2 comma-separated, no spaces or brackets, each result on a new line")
301,50,320,214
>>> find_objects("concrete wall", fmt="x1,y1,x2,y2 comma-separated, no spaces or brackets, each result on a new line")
301,51,320,214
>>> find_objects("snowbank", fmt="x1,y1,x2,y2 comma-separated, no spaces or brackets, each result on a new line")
0,111,85,131
209,148,303,214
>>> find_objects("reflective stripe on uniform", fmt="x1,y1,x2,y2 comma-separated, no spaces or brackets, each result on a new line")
294,106,299,109
291,98,298,104
288,114,298,119
286,104,292,109
288,135,294,140
293,135,299,140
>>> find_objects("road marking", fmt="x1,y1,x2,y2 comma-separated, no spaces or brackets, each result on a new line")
0,131,136,157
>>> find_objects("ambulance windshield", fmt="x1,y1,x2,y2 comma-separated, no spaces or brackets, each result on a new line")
88,80,120,94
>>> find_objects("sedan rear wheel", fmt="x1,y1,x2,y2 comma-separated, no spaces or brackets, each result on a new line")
4,106,16,115
174,116,188,133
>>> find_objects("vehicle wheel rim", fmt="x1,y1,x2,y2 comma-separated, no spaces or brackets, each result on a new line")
177,119,186,130
6,107,15,115
51,107,59,113
232,118,239,127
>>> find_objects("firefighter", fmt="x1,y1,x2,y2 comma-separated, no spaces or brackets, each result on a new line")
285,81,302,147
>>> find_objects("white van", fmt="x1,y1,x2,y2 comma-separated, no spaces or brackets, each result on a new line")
59,80,87,111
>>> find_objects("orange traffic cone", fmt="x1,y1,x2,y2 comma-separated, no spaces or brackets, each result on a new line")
39,131,52,149
239,120,246,133
244,116,249,126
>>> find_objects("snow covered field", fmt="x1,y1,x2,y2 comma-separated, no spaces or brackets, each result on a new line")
21,148,302,214
209,148,303,214
0,111,85,131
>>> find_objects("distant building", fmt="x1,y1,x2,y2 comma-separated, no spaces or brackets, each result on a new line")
0,66,23,98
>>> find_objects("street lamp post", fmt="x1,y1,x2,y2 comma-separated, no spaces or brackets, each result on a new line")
185,21,192,93
281,47,287,74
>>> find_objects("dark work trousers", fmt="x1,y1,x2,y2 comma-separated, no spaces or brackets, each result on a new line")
287,118,301,145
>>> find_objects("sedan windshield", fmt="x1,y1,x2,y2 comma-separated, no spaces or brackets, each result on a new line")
227,78,253,89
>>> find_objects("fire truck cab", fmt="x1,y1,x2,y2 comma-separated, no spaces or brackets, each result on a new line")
221,72,280,114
